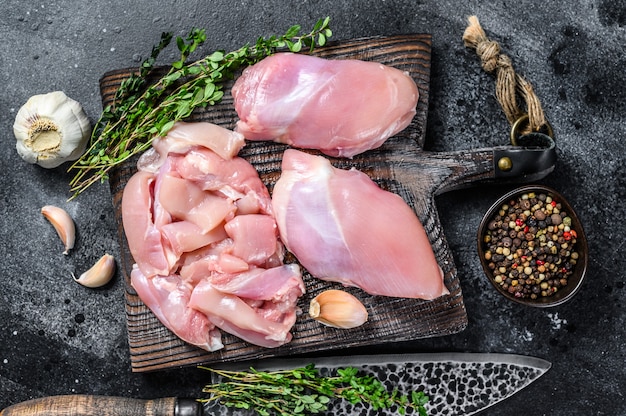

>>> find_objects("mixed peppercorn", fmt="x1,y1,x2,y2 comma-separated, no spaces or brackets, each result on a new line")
481,191,580,300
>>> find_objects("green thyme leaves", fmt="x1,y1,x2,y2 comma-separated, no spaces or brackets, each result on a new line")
199,363,429,416
68,17,332,199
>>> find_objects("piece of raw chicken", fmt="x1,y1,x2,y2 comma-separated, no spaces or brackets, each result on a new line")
122,122,305,351
231,53,419,158
272,149,449,300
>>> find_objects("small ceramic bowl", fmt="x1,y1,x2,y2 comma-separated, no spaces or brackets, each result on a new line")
477,185,588,307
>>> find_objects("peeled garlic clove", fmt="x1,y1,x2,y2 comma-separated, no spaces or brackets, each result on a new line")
41,205,75,255
309,289,368,329
74,254,116,288
14,91,91,168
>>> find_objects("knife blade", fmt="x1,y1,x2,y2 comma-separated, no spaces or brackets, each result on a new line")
0,352,550,416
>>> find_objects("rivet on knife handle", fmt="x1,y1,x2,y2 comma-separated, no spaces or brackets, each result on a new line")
0,395,201,416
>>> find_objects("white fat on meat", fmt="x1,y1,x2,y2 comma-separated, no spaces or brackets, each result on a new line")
122,122,305,351
231,53,419,158
272,149,449,300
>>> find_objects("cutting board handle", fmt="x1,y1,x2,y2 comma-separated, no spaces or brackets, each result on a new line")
0,395,202,416
428,132,557,194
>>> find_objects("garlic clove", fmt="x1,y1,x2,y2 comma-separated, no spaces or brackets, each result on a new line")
74,254,116,288
309,289,368,329
14,91,91,168
41,205,76,255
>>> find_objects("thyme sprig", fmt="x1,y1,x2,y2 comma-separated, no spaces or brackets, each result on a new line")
199,364,429,416
68,17,332,198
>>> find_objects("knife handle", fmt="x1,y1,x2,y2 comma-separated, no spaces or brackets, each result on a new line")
0,395,203,416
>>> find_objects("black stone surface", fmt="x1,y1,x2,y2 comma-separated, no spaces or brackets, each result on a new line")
1,1,624,415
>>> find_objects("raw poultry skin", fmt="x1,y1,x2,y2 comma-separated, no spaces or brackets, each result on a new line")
272,149,449,300
231,53,419,158
122,122,305,351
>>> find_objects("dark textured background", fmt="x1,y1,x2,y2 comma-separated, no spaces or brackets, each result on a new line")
1,1,624,415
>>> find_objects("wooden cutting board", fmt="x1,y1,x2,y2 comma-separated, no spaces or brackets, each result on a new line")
105,34,485,372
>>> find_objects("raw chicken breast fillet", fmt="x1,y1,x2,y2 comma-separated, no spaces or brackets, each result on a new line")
122,122,305,351
231,53,419,158
272,149,448,300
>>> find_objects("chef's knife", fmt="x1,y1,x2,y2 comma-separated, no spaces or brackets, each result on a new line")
0,352,550,416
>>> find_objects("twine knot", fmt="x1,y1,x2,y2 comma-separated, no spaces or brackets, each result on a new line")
463,15,549,135
475,39,501,73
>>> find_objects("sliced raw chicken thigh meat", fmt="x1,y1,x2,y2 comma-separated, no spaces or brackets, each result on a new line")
122,122,305,351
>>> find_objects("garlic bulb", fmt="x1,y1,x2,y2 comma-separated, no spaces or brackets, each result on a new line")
14,91,91,168
74,254,116,288
41,205,76,255
309,289,368,329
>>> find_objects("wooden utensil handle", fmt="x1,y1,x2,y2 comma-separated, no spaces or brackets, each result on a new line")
0,395,202,416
